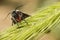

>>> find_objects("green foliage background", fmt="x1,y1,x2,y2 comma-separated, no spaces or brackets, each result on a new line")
0,2,60,40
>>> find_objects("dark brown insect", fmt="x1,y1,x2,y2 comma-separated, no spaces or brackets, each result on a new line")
11,10,30,25
4,5,30,28
11,5,30,28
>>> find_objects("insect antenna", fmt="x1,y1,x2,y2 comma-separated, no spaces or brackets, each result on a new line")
3,13,11,21
15,5,24,11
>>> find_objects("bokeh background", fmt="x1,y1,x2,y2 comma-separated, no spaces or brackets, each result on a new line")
0,0,60,40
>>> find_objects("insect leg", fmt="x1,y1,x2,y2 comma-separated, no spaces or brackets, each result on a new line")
11,17,19,26
11,18,13,26
12,17,23,29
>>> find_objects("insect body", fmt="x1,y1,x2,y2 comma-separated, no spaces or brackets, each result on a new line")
11,10,30,25
3,5,30,28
